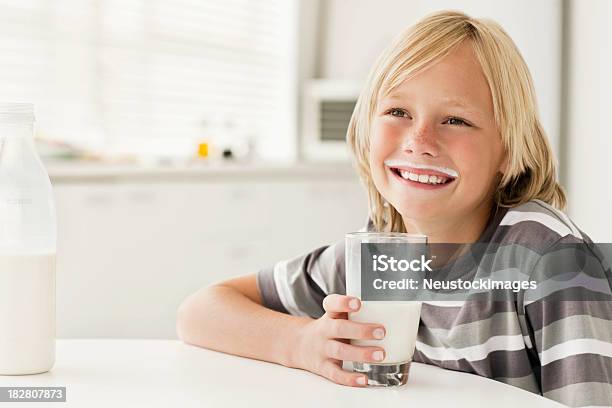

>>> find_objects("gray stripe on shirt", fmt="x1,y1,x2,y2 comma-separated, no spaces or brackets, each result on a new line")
544,381,612,407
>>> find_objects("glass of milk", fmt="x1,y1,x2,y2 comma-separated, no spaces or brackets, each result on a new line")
345,232,426,387
0,103,56,375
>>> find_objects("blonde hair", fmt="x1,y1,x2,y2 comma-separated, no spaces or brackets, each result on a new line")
347,10,566,232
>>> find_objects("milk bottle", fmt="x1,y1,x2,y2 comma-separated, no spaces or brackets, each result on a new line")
0,103,56,375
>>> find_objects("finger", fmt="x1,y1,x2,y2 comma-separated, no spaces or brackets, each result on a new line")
319,359,368,387
322,294,360,318
323,319,386,340
324,340,385,363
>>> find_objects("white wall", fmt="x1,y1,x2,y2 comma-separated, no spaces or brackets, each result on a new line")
315,0,563,156
566,0,612,241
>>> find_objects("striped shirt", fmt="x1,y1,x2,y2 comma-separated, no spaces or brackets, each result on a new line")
257,199,612,407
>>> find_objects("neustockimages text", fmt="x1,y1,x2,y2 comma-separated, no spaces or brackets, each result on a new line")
371,255,538,293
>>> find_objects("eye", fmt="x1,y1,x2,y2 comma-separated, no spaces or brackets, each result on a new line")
386,108,410,119
444,117,471,127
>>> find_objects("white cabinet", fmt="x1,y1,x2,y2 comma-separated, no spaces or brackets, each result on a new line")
51,165,368,339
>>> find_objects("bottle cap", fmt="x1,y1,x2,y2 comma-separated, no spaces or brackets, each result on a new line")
0,103,35,125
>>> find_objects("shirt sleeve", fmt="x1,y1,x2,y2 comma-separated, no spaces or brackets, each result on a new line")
523,237,612,407
256,240,346,319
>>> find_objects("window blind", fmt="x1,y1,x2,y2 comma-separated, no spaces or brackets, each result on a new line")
0,0,297,159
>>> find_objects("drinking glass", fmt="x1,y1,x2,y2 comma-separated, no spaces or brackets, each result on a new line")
345,232,426,386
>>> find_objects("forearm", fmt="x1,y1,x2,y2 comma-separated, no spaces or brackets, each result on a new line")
176,285,312,368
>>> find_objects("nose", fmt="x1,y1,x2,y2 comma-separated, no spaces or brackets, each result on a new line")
401,121,438,157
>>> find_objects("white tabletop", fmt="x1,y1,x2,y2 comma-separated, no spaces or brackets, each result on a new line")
0,339,564,408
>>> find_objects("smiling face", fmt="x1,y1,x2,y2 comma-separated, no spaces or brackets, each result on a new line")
369,41,506,233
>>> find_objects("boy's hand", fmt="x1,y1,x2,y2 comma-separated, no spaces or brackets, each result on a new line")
292,294,386,387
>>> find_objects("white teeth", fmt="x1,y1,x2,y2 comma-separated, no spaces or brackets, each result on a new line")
397,169,448,185
384,160,459,178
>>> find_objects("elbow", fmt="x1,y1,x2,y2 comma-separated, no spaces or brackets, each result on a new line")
175,294,192,343
175,285,220,345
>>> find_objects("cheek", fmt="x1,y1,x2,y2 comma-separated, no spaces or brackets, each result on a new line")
370,121,402,160
368,121,399,190
451,137,502,192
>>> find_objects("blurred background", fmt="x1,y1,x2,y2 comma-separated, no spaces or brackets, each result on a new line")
0,0,609,339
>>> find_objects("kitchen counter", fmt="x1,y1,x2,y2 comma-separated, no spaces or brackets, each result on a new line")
44,160,359,183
